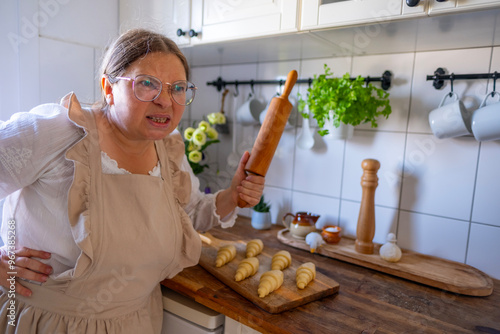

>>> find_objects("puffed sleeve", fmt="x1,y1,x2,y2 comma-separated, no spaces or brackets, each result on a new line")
0,103,83,198
180,154,239,232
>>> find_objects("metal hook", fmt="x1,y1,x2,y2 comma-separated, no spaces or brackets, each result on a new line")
250,80,255,95
278,79,284,96
365,76,370,87
233,81,239,97
492,71,497,97
449,73,455,97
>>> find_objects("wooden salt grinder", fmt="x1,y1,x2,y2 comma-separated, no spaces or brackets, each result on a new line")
355,159,381,254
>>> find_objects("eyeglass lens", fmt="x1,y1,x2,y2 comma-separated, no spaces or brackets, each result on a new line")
133,75,195,105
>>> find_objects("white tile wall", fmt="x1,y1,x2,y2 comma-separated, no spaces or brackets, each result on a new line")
343,131,406,209
38,0,119,48
189,24,500,280
0,0,21,119
471,141,500,227
398,211,469,263
401,134,478,220
2,2,499,281
466,223,500,279
40,37,95,104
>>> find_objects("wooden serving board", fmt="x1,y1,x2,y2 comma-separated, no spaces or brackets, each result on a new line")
198,233,339,313
278,229,493,297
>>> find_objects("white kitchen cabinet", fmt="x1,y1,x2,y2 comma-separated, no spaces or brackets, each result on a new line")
120,0,298,45
119,0,196,46
192,0,299,44
428,0,500,15
301,0,428,31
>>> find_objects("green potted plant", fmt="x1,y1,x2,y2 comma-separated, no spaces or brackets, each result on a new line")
300,64,392,137
251,195,272,230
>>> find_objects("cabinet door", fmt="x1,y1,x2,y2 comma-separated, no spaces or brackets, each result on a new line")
301,0,427,30
119,0,191,46
457,0,500,9
428,0,456,15
194,0,299,44
429,0,500,15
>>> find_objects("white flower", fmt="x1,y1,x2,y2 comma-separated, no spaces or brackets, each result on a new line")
188,150,202,163
192,128,207,146
198,121,211,132
206,127,218,140
184,127,195,140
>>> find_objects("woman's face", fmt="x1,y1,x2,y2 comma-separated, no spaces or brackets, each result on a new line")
105,52,188,142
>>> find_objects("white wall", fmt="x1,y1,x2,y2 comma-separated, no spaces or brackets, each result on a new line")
1,2,499,281
187,13,500,280
0,0,118,118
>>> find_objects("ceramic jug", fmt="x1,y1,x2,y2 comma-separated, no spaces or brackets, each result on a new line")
282,212,320,239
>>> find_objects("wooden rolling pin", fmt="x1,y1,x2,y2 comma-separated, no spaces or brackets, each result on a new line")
238,70,298,207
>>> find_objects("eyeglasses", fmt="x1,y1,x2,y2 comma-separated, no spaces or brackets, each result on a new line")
114,74,197,106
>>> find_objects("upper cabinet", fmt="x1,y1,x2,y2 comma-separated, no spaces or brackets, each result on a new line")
120,0,500,45
194,0,299,44
301,0,428,31
429,0,500,15
119,0,192,46
120,0,299,46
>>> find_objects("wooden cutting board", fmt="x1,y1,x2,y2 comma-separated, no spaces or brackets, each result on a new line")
198,233,339,313
278,229,493,296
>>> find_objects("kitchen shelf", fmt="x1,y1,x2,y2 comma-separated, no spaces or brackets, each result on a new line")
277,228,493,297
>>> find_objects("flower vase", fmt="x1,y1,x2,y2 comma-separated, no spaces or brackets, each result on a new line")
251,211,271,230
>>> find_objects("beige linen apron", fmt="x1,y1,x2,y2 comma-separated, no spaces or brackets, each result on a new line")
0,94,201,333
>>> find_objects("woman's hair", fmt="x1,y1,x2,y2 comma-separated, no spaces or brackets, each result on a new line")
97,28,190,111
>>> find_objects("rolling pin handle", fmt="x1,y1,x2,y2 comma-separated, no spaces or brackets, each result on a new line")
280,70,298,100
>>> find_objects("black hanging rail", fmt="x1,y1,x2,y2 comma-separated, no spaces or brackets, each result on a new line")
206,70,392,93
427,67,499,91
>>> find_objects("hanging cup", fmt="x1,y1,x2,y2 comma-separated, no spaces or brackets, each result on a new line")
471,91,500,141
236,94,263,125
428,92,472,139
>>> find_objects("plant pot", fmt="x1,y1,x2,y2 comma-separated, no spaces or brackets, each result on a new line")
251,211,271,230
326,122,354,140
324,110,354,140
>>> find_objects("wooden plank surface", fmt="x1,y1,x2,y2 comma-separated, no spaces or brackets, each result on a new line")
162,221,500,334
198,232,339,313
277,228,493,296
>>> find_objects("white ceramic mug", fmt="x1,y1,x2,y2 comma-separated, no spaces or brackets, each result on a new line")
236,94,263,125
471,91,500,141
428,92,471,139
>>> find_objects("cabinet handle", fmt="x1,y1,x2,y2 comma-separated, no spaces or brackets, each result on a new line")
176,29,186,37
406,0,420,6
188,29,200,38
436,0,447,2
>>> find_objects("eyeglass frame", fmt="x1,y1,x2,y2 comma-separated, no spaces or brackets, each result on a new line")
111,74,197,106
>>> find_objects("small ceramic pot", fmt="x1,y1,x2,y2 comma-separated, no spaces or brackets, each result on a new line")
251,211,271,230
321,225,342,244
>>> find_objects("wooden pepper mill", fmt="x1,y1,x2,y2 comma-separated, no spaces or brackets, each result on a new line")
355,159,381,254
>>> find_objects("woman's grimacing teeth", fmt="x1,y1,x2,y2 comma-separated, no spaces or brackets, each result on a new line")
148,116,169,123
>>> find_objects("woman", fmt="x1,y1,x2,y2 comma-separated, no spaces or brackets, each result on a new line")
0,29,264,333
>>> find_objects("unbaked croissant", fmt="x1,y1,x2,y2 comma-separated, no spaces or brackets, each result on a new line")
234,257,259,282
245,239,264,258
215,244,236,267
296,262,316,289
258,270,284,298
271,250,291,271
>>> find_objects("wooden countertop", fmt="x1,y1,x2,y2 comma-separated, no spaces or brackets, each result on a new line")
161,217,500,334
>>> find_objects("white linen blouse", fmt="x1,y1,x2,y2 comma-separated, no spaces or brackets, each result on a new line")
0,102,237,277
